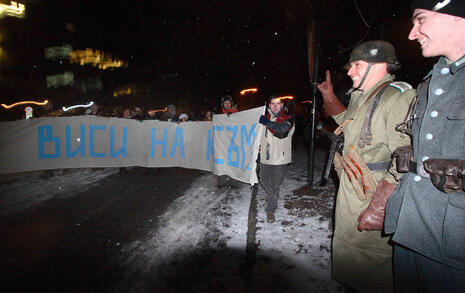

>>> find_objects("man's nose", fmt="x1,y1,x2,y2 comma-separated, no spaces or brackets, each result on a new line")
408,25,418,40
347,66,355,76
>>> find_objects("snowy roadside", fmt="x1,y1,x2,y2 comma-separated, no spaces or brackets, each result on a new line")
0,167,120,218
0,146,341,292
115,147,342,292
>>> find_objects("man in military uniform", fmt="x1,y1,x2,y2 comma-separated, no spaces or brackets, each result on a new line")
317,40,415,293
385,1,465,292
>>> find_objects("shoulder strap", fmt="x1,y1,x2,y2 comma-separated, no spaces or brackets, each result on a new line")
395,76,432,137
358,82,390,148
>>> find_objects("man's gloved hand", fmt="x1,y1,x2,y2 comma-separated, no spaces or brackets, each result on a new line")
259,115,270,125
358,179,396,231
423,159,465,193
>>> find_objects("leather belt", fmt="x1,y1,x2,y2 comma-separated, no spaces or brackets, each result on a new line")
409,161,430,178
367,161,391,171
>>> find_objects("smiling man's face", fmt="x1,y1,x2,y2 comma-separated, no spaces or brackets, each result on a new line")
409,9,456,59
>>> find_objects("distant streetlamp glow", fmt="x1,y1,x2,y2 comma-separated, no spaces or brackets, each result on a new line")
240,88,258,95
62,101,94,112
277,96,294,101
148,108,168,116
1,99,48,109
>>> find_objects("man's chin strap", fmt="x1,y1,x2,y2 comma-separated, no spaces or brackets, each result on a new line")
345,63,372,95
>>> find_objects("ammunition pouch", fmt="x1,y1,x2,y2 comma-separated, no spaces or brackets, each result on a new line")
340,149,379,201
393,145,412,173
423,159,465,193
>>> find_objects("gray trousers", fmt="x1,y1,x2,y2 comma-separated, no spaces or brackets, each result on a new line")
393,244,465,293
259,163,287,213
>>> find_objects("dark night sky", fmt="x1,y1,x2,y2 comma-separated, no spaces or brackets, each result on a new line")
1,0,435,111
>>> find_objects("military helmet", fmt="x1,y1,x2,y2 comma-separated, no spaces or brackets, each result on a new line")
343,40,400,71
221,95,233,108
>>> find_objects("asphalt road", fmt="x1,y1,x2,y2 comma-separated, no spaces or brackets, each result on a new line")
0,167,203,292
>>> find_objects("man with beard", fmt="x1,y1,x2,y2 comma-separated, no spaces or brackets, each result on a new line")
317,40,415,292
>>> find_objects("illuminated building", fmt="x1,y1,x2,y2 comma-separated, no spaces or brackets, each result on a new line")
44,45,72,61
69,48,127,70
0,1,25,19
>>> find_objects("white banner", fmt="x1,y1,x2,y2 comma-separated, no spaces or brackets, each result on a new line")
0,107,265,185
213,106,264,185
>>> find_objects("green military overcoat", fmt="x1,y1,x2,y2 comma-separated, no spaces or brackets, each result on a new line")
331,74,415,293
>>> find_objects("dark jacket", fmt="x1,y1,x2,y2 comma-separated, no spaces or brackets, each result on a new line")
385,55,465,271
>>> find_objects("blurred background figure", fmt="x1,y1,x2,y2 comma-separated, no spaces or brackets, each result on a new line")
162,104,179,122
179,113,189,122
122,108,133,119
204,110,213,121
133,107,145,121
145,110,158,120
219,95,238,116
85,102,100,116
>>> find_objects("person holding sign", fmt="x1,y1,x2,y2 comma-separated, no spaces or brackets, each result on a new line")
258,96,295,223
219,95,238,117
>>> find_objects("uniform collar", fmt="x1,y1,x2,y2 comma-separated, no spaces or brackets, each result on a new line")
451,54,465,73
429,54,465,76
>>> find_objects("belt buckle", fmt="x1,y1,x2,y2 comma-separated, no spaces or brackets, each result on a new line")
417,162,430,178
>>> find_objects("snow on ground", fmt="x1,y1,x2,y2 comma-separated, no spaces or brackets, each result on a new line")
116,147,342,292
253,149,340,292
0,146,342,292
0,167,119,218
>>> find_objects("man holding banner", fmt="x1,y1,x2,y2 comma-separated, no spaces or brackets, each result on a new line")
258,96,295,223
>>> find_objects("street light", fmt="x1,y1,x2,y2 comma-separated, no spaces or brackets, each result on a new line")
240,88,258,95
1,99,48,109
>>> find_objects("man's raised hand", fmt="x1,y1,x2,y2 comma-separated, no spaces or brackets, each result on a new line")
317,70,336,99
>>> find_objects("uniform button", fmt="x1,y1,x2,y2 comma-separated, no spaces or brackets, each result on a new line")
426,133,433,140
441,68,450,74
434,88,444,95
422,156,429,162
430,111,438,117
414,176,422,181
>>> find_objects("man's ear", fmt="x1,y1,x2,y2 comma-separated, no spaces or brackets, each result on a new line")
373,62,388,73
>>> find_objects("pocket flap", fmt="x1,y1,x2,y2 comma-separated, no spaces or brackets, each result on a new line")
447,105,465,120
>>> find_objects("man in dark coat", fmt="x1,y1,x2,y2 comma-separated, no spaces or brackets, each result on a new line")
385,1,465,291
